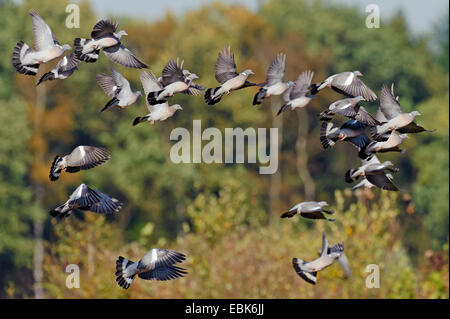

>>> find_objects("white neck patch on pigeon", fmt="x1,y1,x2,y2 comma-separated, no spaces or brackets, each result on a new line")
151,249,158,262
343,73,354,86
79,146,86,159
75,185,84,198
341,102,351,109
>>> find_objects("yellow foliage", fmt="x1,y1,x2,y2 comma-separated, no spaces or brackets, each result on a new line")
42,180,449,298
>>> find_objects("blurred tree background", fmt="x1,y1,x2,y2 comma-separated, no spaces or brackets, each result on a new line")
0,0,448,298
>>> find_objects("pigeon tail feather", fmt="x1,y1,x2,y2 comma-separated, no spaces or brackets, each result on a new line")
252,88,267,105
49,204,70,219
36,71,55,86
115,256,136,289
99,97,119,112
12,40,39,76
292,258,317,285
49,155,63,181
133,116,149,126
345,169,356,183
74,38,99,63
319,110,333,122
276,103,291,116
310,81,324,95
358,145,372,160
319,121,337,149
204,87,222,105
147,90,166,105
280,209,296,218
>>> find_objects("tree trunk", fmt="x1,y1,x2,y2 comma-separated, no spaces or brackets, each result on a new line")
87,225,95,277
33,215,44,299
33,85,46,299
295,109,315,200
268,99,283,224
176,203,186,237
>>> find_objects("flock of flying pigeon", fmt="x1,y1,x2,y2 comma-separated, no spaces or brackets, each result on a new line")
12,10,435,289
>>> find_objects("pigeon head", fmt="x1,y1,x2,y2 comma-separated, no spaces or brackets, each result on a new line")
187,73,199,80
62,44,72,51
353,70,363,76
410,110,421,117
242,69,254,76
287,81,295,87
115,30,128,38
399,133,409,139
171,104,183,111
383,161,394,167
351,96,365,104
135,91,142,97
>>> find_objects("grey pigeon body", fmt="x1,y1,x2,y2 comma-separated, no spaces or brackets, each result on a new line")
253,53,293,105
49,183,122,218
133,71,183,125
146,58,200,105
204,46,255,105
96,67,142,112
335,252,352,278
320,96,380,126
36,53,81,86
12,9,71,76
370,84,434,141
182,69,205,96
351,173,394,191
345,155,399,191
313,71,377,101
277,70,315,115
351,178,375,190
320,119,371,149
292,232,344,285
115,248,187,289
359,131,408,159
49,145,110,181
316,249,352,278
74,19,147,69
281,201,335,221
